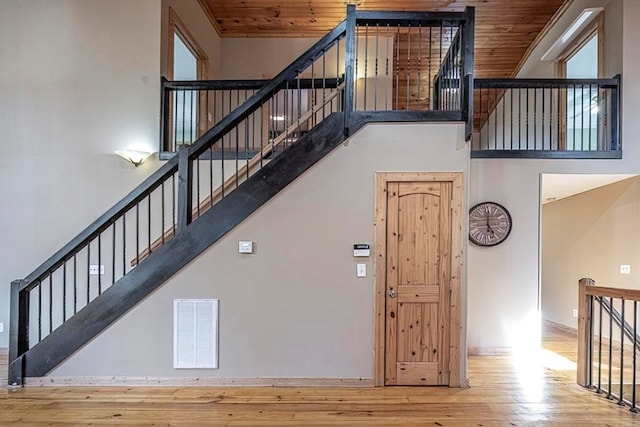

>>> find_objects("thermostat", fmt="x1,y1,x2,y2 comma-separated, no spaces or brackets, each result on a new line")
353,244,370,257
239,241,254,254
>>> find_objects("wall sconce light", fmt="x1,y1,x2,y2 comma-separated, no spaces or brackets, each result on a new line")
115,150,153,167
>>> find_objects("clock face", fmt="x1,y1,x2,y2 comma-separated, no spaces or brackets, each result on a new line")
469,202,512,247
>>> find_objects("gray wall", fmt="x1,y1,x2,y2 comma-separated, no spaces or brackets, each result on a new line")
51,122,469,379
542,177,640,328
0,0,162,349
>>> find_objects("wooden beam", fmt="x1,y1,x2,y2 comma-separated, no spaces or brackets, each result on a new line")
577,277,595,387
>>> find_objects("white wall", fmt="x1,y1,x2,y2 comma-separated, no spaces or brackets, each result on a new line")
51,122,469,380
467,0,640,351
0,0,162,348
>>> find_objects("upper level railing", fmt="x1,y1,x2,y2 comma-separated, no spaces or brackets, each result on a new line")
472,76,621,158
9,6,474,385
578,278,640,413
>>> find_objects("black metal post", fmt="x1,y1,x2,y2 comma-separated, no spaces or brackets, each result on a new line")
9,279,28,386
461,7,475,141
177,145,193,231
160,77,170,153
433,75,440,110
343,4,356,136
610,74,621,152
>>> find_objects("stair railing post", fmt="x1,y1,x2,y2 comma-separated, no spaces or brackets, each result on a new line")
343,4,356,136
461,6,475,142
159,76,170,154
9,279,28,386
578,277,595,387
610,74,621,152
177,145,193,231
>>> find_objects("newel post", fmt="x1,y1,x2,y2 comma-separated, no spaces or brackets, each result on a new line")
343,4,356,136
577,277,595,387
177,145,193,231
9,279,28,386
461,6,475,141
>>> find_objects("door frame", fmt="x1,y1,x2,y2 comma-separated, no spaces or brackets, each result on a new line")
373,172,463,387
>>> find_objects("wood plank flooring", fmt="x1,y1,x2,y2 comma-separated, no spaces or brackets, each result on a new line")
1,325,639,425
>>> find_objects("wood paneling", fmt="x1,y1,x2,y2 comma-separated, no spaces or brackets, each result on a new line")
3,325,640,425
201,0,566,82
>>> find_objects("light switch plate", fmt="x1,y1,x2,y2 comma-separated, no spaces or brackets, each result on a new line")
357,263,366,278
89,265,104,275
621,264,631,275
239,241,254,254
0,322,3,333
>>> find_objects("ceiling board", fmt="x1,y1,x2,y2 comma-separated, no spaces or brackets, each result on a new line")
202,0,566,80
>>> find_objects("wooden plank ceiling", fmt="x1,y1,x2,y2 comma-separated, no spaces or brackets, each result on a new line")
201,0,567,79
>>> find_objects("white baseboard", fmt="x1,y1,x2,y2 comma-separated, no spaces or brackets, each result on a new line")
467,346,512,356
24,376,375,387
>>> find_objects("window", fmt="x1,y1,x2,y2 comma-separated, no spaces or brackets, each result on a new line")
167,8,209,150
556,12,603,151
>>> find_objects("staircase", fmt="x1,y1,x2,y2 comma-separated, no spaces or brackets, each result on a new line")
8,5,475,386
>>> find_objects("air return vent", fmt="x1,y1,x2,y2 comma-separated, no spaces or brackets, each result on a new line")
173,299,219,369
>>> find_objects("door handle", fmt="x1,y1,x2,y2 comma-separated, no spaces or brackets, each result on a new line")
388,289,397,298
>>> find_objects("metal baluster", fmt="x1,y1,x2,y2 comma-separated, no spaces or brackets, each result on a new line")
374,24,379,111
122,215,127,276
428,26,432,110
632,300,638,412
135,204,139,266
97,233,102,295
518,88,521,150
525,88,529,150
510,88,514,150
608,296,614,399
73,253,77,315
417,25,421,110
534,88,537,150
588,293,594,387
364,23,368,110
573,84,577,151
406,25,411,110
112,222,116,285
38,282,42,342
147,194,151,253
540,86,551,150
386,25,390,110
395,25,400,110
598,296,603,393
48,274,52,333
87,243,91,305
62,261,66,322
589,84,593,150
619,298,625,405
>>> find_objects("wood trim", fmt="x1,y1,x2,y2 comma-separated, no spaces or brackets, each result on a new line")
584,285,640,301
373,172,464,388
168,7,210,80
24,377,374,387
555,12,604,78
196,0,222,37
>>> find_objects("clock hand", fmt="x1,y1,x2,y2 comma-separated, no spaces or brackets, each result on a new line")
486,217,495,234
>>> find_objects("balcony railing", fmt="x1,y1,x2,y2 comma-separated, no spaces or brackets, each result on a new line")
472,76,621,158
578,278,640,413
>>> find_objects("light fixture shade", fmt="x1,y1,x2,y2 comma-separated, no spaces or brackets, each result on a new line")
115,150,153,167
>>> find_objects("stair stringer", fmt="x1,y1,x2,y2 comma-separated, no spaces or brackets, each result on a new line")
16,112,347,379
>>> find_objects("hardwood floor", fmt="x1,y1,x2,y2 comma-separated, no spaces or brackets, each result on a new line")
1,325,638,426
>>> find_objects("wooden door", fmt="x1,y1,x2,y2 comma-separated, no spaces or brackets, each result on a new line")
384,180,452,385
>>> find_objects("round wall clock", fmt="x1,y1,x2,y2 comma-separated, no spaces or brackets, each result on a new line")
468,202,512,247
